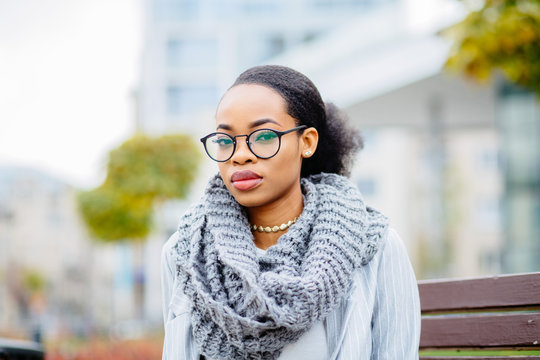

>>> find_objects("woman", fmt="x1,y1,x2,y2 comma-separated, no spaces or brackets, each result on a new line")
161,65,421,360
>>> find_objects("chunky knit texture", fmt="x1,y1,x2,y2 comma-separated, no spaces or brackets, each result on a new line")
171,173,389,360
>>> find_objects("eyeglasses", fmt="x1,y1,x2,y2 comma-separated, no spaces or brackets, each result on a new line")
200,125,307,162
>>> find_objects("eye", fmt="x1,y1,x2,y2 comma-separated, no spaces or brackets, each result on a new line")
253,130,278,143
213,136,233,147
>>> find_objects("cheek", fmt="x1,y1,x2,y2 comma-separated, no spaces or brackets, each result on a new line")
218,164,240,196
217,162,226,175
269,140,302,177
281,137,302,163
217,163,230,184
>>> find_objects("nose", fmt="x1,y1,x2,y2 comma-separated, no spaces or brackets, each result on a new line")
231,135,255,164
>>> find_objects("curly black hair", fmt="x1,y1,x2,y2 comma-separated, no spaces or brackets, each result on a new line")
232,65,363,177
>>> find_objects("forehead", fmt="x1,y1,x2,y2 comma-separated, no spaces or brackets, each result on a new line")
216,84,289,124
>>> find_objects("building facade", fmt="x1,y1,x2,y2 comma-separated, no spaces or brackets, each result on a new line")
0,167,119,339
498,85,540,273
137,0,395,136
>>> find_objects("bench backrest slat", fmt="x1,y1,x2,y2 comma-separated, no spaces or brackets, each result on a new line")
419,272,540,359
419,272,540,312
420,313,540,347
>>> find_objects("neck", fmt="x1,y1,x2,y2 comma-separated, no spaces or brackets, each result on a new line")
248,184,304,250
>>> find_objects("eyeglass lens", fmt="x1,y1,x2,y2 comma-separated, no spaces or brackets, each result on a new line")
204,129,280,161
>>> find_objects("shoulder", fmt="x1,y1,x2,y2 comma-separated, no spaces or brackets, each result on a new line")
162,231,181,258
161,231,180,275
350,227,414,290
367,226,414,276
378,227,410,260
341,229,421,358
358,226,409,264
351,226,418,300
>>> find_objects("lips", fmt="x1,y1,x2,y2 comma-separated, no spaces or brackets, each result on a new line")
231,170,262,191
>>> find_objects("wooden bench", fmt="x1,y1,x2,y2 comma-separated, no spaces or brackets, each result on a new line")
418,272,540,359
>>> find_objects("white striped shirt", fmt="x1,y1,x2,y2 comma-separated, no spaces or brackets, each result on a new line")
161,227,421,359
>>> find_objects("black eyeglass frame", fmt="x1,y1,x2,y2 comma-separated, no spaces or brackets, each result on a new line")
200,125,307,162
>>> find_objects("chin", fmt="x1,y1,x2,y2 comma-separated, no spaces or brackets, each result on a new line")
221,180,261,207
224,187,265,209
229,191,265,208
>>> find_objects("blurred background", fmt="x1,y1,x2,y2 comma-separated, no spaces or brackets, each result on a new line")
1,0,539,358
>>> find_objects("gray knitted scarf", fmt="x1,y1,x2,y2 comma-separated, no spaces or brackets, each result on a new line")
172,172,389,360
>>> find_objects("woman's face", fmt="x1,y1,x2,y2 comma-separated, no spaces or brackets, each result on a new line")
215,84,316,208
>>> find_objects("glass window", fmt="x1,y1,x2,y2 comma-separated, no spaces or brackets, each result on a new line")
166,38,217,68
166,86,218,116
476,149,500,172
475,198,501,230
500,89,540,184
498,85,540,272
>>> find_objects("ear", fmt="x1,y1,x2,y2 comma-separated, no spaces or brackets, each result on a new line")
300,127,318,158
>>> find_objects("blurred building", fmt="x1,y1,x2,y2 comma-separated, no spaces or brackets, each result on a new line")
136,0,538,289
137,0,395,137
347,126,503,279
498,85,540,273
0,167,121,339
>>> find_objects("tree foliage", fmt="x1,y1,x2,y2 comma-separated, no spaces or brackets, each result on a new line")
77,134,201,242
23,268,47,293
444,0,540,97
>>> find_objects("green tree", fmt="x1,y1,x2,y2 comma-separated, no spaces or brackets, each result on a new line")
444,0,540,97
77,133,201,241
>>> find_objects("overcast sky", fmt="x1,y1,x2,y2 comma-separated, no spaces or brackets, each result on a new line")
0,0,141,188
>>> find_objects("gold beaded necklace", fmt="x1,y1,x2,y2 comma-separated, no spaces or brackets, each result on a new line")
250,217,298,233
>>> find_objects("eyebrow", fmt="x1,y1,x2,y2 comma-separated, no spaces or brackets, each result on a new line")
216,118,281,131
